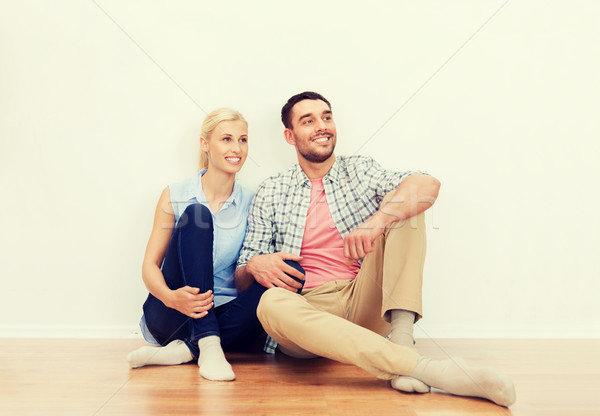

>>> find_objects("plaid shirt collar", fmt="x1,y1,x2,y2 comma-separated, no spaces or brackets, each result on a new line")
292,156,341,187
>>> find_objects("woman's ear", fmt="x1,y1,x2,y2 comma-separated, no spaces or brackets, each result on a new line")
200,136,209,153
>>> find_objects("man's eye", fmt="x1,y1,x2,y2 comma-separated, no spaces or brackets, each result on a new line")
304,120,312,124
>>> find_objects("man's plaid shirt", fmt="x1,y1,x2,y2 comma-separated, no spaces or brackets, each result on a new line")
236,155,422,353
237,155,420,267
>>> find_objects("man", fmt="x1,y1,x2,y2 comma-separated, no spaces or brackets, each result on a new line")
235,92,515,407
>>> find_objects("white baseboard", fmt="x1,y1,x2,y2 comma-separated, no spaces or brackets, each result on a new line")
414,323,600,339
1,324,599,339
0,324,144,339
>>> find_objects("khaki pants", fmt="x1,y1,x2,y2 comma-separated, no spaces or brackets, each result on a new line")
257,208,427,380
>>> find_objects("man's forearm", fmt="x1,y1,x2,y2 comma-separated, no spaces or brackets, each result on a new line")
376,174,441,227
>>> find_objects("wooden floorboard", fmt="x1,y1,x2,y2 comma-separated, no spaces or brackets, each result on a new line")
1,338,598,415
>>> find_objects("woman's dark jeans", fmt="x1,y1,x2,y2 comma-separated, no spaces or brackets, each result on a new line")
142,203,267,358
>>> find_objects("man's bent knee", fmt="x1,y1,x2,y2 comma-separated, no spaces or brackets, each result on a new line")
257,287,293,324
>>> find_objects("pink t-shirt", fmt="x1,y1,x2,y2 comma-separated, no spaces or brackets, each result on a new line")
300,178,361,288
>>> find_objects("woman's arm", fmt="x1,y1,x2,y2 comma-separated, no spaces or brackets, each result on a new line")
142,187,213,318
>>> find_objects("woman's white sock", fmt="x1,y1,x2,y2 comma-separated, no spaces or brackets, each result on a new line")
197,336,235,381
127,339,193,368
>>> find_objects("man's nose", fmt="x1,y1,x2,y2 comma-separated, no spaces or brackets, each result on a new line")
315,118,326,130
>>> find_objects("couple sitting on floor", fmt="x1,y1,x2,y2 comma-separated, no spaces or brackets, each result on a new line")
127,91,516,408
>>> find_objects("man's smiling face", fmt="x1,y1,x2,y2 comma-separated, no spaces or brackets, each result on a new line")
285,99,337,164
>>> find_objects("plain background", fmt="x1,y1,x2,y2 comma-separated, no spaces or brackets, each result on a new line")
1,0,598,339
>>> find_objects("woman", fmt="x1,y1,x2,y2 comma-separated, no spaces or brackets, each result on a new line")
127,108,265,381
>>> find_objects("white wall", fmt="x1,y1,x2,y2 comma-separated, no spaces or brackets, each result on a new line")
1,0,598,339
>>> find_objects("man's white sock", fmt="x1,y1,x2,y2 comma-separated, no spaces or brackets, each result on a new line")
389,309,416,346
127,339,193,368
389,309,430,394
408,356,516,407
197,336,235,381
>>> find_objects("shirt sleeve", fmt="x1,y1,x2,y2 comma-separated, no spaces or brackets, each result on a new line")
236,182,276,268
362,157,427,204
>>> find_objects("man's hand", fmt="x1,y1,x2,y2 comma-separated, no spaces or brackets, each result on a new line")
165,287,214,318
247,252,304,292
343,215,385,260
344,173,441,261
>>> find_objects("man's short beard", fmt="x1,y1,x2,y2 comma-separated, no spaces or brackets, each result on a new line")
297,136,336,163
298,147,335,163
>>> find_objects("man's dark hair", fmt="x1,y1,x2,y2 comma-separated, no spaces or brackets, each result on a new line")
281,91,332,129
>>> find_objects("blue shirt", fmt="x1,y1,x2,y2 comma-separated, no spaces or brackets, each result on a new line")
140,170,254,344
169,170,254,306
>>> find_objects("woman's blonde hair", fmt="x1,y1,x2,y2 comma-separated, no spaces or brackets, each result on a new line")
199,108,247,169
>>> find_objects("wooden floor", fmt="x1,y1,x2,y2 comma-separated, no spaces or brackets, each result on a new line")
1,339,599,416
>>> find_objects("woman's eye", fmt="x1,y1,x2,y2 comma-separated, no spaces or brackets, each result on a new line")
223,137,231,141
240,138,247,143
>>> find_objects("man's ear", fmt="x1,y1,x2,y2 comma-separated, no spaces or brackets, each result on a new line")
284,129,295,145
200,136,209,152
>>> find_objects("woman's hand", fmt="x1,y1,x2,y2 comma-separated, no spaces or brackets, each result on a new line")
165,287,214,318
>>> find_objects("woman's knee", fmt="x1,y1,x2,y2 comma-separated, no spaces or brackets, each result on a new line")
178,203,213,230
283,260,304,274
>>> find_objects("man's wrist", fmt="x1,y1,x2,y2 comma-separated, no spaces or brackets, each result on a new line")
246,257,254,270
376,201,408,227
237,263,251,278
368,209,397,229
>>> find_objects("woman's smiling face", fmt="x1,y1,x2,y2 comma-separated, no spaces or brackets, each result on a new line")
201,119,248,174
